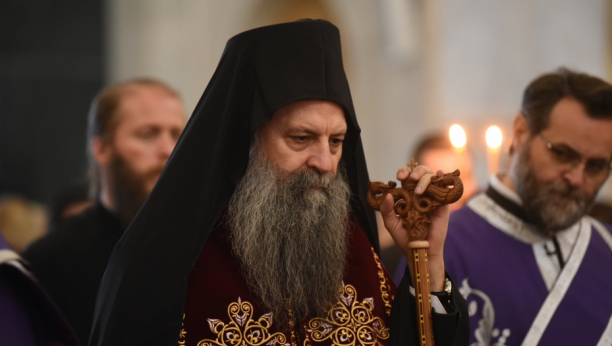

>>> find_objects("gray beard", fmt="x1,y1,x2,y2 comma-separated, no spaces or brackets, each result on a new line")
227,143,351,329
514,138,595,234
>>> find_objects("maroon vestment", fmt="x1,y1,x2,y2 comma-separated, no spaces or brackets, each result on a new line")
181,220,397,346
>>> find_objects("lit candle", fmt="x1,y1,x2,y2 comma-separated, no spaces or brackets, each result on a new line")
449,124,466,150
486,126,502,176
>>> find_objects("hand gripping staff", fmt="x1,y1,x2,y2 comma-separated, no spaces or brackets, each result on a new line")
367,160,463,346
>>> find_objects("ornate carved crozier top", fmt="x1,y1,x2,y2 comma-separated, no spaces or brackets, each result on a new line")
367,160,464,246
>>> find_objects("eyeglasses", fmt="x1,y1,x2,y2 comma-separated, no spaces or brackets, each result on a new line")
538,133,612,178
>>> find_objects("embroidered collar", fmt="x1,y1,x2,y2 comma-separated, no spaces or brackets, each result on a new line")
488,173,523,206
486,174,531,224
470,174,580,246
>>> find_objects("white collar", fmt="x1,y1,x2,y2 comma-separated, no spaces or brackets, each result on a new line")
471,178,581,247
489,173,523,206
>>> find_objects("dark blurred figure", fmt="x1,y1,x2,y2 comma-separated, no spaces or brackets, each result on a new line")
411,133,478,208
49,184,93,229
378,133,478,276
0,184,94,254
0,231,79,346
23,79,186,345
589,202,612,224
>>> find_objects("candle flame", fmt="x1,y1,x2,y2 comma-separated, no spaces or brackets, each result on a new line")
449,124,466,148
486,126,503,149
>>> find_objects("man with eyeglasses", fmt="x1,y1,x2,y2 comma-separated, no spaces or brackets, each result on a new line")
438,68,612,345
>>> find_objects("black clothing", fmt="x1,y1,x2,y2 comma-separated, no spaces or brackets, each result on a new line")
23,203,123,345
90,20,468,346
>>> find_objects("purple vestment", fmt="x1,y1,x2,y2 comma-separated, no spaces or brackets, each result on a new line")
0,233,79,346
443,190,612,345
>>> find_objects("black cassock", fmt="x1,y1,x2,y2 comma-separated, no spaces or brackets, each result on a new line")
24,203,123,345
89,19,469,346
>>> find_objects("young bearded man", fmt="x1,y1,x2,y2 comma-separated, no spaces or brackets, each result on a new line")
24,79,186,345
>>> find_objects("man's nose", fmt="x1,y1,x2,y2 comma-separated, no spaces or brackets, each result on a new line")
307,142,333,174
158,132,176,160
563,162,586,187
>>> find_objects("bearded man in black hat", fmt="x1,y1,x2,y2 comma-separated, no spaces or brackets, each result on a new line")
90,20,469,346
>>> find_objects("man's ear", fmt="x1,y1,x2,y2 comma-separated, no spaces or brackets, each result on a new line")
92,136,112,167
511,114,530,154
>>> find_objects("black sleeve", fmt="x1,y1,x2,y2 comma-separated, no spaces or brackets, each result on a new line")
390,267,469,346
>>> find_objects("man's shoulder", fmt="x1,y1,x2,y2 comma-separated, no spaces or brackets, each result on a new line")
23,204,111,259
596,219,612,233
49,203,107,236
445,196,511,256
589,217,612,251
449,203,480,224
447,199,491,234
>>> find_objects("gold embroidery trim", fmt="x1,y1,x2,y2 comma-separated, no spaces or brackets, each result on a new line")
179,313,187,345
288,308,299,346
198,297,290,346
305,283,390,346
371,248,394,315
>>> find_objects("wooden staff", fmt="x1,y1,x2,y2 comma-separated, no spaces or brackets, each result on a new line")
367,160,463,346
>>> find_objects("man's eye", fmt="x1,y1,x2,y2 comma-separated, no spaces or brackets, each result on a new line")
172,130,182,141
293,136,308,142
550,147,576,163
586,159,610,173
136,129,156,139
330,138,344,146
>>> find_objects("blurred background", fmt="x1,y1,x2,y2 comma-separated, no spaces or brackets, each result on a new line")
2,0,612,251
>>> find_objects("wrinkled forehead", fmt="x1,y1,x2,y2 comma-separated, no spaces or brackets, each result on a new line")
271,99,347,125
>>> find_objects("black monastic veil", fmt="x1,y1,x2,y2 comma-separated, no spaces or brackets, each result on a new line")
89,20,467,346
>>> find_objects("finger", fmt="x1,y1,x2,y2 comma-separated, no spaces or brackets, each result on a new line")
379,193,400,230
396,167,410,181
427,204,450,257
379,193,395,217
409,165,434,180
415,173,434,194
436,169,444,177
429,203,450,223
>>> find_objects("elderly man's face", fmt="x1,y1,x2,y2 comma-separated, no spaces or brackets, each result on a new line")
258,99,347,177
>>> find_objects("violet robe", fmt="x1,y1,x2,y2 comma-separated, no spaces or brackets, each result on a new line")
0,233,79,346
443,178,612,345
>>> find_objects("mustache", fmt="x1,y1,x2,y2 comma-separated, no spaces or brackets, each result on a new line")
281,169,334,193
140,165,165,181
542,180,588,202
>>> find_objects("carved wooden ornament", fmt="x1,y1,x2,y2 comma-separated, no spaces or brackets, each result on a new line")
367,160,464,246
